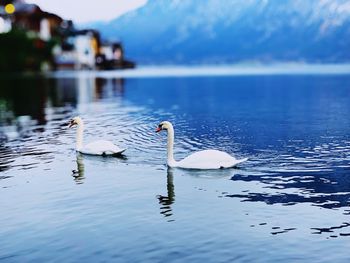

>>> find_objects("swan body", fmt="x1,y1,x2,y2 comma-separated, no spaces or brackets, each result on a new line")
172,150,248,169
156,121,247,169
68,117,126,156
79,140,126,156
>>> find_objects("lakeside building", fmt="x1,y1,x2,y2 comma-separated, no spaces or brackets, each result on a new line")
0,0,135,71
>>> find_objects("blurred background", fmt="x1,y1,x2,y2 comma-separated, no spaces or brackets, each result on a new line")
0,0,349,71
2,2,350,261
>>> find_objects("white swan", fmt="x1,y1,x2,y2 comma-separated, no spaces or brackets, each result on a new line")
68,116,126,156
156,121,247,169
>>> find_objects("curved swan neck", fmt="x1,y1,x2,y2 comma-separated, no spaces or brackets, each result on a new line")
166,124,177,167
76,122,84,151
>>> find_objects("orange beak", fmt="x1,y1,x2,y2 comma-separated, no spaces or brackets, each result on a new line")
155,127,162,133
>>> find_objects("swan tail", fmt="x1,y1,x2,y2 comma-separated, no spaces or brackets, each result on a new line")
232,157,248,167
112,148,127,156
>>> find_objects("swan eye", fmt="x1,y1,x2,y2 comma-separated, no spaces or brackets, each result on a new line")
158,124,163,129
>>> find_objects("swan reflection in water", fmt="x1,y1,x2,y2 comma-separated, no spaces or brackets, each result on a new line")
156,167,237,221
157,168,175,221
70,154,128,184
72,154,85,184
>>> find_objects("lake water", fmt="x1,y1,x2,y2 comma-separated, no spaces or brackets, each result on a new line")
1,66,350,262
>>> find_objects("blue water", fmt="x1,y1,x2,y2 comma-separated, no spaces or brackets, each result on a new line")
1,68,350,262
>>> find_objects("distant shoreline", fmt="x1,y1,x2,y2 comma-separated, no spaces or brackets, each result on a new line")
47,63,350,78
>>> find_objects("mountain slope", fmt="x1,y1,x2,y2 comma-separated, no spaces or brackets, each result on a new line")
92,0,350,64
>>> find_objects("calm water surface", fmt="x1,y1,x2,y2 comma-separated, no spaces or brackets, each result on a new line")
1,70,350,262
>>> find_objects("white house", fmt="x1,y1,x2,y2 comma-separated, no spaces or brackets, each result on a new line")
0,16,12,33
74,33,96,69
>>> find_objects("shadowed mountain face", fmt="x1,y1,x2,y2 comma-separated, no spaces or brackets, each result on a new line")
90,0,350,64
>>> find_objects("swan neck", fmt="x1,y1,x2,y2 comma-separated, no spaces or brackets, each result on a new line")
76,123,84,151
166,126,176,166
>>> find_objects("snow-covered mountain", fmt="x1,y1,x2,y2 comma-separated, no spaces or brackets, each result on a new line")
91,0,350,64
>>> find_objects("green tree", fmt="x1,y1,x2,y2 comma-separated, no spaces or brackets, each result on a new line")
0,29,56,72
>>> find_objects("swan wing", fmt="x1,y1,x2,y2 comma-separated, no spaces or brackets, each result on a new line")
176,150,247,169
79,140,126,156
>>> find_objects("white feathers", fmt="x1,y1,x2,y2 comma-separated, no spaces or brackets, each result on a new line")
157,121,247,170
69,116,126,156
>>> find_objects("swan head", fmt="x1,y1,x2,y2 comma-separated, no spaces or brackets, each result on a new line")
156,121,173,133
68,116,83,128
